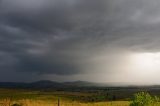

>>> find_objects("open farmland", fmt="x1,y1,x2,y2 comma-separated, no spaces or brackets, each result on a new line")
0,86,160,106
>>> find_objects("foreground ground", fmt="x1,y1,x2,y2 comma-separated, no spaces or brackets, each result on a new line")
0,88,160,106
0,99,130,106
0,88,130,106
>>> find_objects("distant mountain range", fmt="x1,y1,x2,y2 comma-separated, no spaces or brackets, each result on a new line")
0,80,105,89
0,80,158,89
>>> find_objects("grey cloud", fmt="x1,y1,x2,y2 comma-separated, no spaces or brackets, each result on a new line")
1,0,160,81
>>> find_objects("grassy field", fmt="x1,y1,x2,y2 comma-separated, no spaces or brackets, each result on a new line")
0,88,131,106
0,99,130,106
0,88,160,106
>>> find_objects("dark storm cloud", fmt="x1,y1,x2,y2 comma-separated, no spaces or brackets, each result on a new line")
1,0,160,81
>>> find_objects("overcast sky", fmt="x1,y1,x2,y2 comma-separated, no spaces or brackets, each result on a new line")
1,0,160,84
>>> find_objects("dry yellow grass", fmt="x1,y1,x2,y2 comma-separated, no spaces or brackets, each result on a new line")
0,99,130,106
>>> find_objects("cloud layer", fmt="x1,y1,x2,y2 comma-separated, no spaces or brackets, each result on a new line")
1,0,160,82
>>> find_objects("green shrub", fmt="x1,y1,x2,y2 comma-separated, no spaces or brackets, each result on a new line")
130,92,159,106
